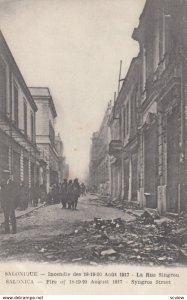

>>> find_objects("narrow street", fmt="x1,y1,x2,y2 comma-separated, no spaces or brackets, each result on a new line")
0,194,133,263
0,194,186,266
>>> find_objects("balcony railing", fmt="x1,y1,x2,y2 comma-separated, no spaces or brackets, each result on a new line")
109,140,122,157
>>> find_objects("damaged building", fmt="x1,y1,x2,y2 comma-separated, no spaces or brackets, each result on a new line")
89,0,187,214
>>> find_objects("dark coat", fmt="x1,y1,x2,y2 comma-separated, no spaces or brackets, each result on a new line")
0,180,18,213
61,182,67,198
67,183,73,204
72,182,81,200
18,184,28,209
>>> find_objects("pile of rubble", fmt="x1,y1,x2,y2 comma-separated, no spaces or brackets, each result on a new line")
32,210,187,265
68,210,187,265
6,206,186,265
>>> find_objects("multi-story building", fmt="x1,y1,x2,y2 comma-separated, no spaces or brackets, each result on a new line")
109,57,140,202
89,131,99,191
91,0,187,214
29,87,59,191
133,0,187,213
89,102,112,195
0,31,39,187
108,103,122,199
55,133,65,183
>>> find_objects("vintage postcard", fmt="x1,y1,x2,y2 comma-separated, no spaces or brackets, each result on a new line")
0,0,186,296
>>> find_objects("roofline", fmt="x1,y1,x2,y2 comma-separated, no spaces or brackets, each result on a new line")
29,86,57,118
115,55,140,107
0,30,38,112
132,0,157,42
97,102,112,137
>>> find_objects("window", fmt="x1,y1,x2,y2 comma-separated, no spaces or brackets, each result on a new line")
126,102,129,136
14,85,19,127
164,14,175,59
123,108,126,139
31,112,34,142
131,92,137,131
0,59,6,114
24,101,27,135
142,47,146,92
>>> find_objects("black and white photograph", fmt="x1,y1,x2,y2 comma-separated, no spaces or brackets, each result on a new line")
0,0,187,296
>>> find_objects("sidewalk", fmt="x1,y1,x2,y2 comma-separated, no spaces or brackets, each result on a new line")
0,203,44,225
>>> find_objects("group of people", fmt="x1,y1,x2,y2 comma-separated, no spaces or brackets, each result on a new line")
47,179,86,210
17,182,47,209
0,168,87,234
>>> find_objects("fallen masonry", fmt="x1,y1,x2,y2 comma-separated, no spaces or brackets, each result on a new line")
61,211,187,265
0,209,186,266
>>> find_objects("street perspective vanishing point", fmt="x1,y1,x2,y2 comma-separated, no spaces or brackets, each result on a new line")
0,0,187,268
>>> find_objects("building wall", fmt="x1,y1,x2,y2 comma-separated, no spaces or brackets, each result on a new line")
35,100,49,138
0,32,38,188
108,57,140,202
89,103,112,195
133,0,187,213
94,0,187,214
0,52,36,143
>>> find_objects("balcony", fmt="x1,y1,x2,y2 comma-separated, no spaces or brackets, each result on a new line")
109,140,122,157
0,110,38,155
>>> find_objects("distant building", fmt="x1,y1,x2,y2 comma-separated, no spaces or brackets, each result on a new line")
29,87,59,191
89,102,112,195
55,133,64,182
89,131,99,191
0,31,38,187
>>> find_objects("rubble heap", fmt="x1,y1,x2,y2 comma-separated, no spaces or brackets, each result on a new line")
68,211,187,265
1,209,186,266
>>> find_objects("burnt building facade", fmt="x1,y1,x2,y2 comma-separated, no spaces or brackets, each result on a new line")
133,0,187,213
109,57,141,202
90,0,187,214
89,102,112,195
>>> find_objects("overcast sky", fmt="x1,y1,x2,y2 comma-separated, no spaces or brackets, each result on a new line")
0,0,146,181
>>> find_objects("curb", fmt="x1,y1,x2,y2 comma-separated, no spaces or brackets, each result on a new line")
16,203,45,219
0,203,45,226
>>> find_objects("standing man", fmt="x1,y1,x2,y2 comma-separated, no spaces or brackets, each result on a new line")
80,183,86,197
72,178,81,210
40,182,47,204
67,179,73,209
0,170,18,234
61,179,68,209
32,183,39,207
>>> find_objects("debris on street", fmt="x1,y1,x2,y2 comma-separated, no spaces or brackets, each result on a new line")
1,208,186,266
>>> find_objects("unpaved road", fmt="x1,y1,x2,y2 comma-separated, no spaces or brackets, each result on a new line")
0,194,134,263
